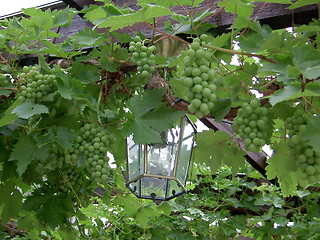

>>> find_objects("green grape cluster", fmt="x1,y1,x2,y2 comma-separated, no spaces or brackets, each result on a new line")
65,123,115,184
285,108,307,137
288,135,320,183
286,108,320,183
232,99,272,152
0,73,11,86
181,36,217,118
16,65,57,103
129,36,156,78
58,167,83,192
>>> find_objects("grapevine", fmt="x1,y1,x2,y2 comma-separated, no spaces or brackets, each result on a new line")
232,98,272,152
181,36,218,118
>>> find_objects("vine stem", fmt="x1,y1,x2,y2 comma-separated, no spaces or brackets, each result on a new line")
144,21,189,44
302,96,320,115
0,87,17,91
144,22,275,63
202,43,276,63
97,84,103,124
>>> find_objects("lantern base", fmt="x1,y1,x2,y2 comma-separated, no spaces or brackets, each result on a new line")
126,174,187,201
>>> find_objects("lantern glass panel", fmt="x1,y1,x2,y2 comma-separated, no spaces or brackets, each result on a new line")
176,119,195,184
127,135,144,180
146,128,180,176
141,177,167,199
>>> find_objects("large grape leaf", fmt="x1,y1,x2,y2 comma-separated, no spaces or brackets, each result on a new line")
269,82,320,106
98,5,173,30
265,142,298,196
122,88,185,144
292,45,320,80
301,116,320,152
0,182,23,223
194,130,246,175
11,101,49,119
9,135,50,175
22,8,53,29
23,188,74,228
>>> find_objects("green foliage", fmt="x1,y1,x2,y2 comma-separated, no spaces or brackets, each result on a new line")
0,0,319,238
194,130,246,175
123,88,185,144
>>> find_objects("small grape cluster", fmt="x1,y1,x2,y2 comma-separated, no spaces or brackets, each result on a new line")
181,36,217,118
129,36,156,78
286,108,320,183
285,108,307,137
58,167,83,192
16,65,57,103
288,135,320,183
65,123,115,184
232,99,272,152
0,73,10,87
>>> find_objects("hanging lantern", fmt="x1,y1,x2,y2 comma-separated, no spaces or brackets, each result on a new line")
125,116,196,201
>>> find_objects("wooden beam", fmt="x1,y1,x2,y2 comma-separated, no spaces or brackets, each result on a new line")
61,0,99,11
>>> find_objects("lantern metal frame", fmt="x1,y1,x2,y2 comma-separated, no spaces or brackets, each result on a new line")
125,115,197,201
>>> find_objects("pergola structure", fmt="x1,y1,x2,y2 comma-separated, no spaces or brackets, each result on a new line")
2,0,319,178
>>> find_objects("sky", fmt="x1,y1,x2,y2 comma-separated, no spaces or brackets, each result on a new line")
0,0,61,17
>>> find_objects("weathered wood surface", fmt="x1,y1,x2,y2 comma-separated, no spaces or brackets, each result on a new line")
60,0,318,38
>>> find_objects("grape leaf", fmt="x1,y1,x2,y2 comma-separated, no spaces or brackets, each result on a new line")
136,206,156,227
269,82,320,106
265,142,298,196
9,135,50,175
11,101,49,119
23,188,74,228
0,182,23,223
287,0,320,9
122,88,186,144
194,130,246,175
52,7,74,28
0,100,20,127
218,0,254,18
38,127,76,151
301,116,320,152
292,45,320,80
137,0,204,7
98,5,173,30
22,8,53,29
84,4,123,23
71,27,102,46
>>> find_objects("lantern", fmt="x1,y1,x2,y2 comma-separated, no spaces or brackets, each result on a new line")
126,116,196,201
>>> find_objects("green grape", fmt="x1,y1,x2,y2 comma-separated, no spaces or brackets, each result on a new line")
191,41,200,51
192,68,201,77
193,84,203,93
